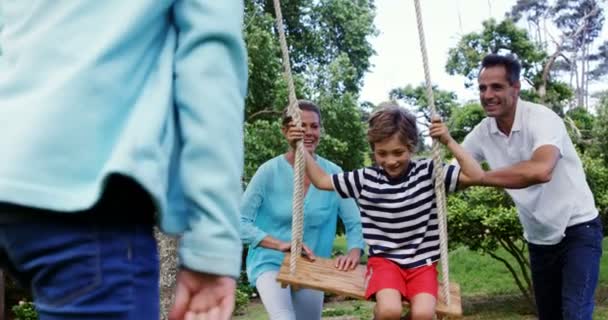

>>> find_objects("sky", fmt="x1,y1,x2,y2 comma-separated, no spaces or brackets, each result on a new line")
359,0,607,105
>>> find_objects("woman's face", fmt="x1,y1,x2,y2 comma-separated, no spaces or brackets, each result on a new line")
283,110,321,154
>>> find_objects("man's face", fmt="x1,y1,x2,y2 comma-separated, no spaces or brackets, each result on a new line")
478,66,520,119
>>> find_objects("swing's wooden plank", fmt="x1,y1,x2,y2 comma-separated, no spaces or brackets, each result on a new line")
276,253,462,317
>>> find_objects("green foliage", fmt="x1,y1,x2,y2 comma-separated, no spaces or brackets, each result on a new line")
445,19,546,88
313,0,377,92
243,120,285,181
243,7,287,122
581,152,608,230
447,102,485,143
520,80,573,114
234,270,255,316
243,0,375,179
591,97,608,165
12,301,38,320
389,84,458,126
234,288,250,316
321,301,372,319
315,60,367,171
565,107,595,151
448,187,534,307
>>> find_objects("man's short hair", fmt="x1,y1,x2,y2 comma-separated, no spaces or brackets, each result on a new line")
480,54,522,85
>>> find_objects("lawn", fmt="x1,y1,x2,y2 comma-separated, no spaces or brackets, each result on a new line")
235,237,608,319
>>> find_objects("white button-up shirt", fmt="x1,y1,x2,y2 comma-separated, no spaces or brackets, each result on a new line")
462,99,598,245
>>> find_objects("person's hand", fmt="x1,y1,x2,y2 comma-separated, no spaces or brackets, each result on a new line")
334,248,361,271
168,269,236,320
285,124,305,149
429,116,454,146
277,241,316,261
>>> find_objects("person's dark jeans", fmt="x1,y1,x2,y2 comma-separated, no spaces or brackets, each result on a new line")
0,176,160,319
528,216,604,320
0,221,159,320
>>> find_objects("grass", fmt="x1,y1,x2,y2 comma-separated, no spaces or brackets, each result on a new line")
235,237,608,319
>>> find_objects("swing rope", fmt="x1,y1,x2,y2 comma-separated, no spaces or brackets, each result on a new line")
272,0,306,276
272,0,453,306
413,0,451,305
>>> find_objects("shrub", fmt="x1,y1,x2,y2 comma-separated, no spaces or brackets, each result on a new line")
12,301,38,320
234,288,250,316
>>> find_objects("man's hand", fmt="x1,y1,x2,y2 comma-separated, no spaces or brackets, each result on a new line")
169,269,236,320
334,248,361,271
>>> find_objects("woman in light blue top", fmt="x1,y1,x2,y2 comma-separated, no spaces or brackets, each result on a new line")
241,100,365,320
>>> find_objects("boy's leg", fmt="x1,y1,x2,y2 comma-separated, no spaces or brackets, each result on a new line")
292,288,324,320
375,289,403,320
2,220,159,320
408,294,436,320
255,270,296,320
365,257,406,320
405,265,437,320
528,241,564,320
561,217,603,320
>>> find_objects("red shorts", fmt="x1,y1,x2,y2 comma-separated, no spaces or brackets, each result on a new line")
364,257,438,301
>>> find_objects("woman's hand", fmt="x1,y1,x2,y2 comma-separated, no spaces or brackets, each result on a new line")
333,248,361,271
429,116,454,146
285,124,305,149
277,241,316,261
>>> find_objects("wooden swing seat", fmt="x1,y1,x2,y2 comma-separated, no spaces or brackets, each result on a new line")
276,253,462,318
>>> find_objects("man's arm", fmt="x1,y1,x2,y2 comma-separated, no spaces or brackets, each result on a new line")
169,1,247,319
479,145,560,189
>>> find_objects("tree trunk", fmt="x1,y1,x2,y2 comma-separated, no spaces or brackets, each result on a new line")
155,229,179,320
0,270,4,320
538,6,598,103
580,32,587,109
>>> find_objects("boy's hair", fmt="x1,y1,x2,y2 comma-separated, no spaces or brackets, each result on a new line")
479,54,521,85
281,100,322,127
367,102,418,151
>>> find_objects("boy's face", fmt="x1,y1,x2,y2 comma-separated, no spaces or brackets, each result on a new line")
373,133,412,178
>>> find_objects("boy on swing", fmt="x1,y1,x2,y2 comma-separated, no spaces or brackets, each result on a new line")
286,103,484,320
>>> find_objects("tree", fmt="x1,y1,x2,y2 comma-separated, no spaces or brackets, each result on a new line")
446,19,546,89
589,40,608,81
445,18,578,113
590,92,608,165
447,102,486,143
507,0,606,109
389,85,458,127
507,0,551,48
553,0,604,108
448,187,535,310
242,0,377,181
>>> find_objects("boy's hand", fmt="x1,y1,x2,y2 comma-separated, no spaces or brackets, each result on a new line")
285,124,305,149
429,116,453,146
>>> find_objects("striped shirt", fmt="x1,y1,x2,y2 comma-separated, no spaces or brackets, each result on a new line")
331,159,460,269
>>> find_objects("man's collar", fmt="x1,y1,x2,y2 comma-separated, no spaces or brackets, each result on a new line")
490,98,521,135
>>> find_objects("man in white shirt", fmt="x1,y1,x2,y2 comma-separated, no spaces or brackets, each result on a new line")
462,54,603,320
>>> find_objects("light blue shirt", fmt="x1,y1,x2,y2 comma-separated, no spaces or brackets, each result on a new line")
241,155,365,286
0,1,247,277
